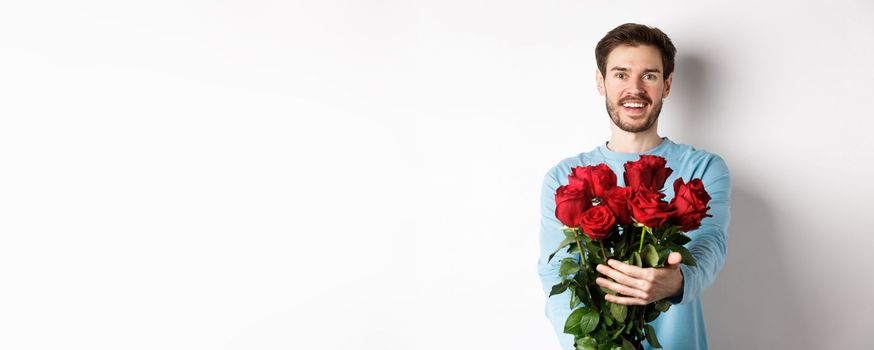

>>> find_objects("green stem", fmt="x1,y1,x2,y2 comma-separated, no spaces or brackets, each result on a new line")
575,237,587,269
573,236,594,310
640,305,647,343
599,240,609,262
624,224,632,256
638,226,647,253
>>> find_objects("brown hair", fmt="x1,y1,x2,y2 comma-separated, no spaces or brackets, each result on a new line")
595,23,677,79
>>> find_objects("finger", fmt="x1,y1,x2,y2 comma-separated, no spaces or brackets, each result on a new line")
596,264,647,290
606,258,646,279
667,252,682,267
604,293,647,306
595,277,646,299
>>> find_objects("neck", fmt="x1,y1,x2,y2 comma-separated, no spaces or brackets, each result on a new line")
607,126,662,153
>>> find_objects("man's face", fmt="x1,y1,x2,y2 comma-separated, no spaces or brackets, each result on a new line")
596,44,673,133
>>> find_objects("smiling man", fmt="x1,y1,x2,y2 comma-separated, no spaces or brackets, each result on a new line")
538,23,731,349
601,44,669,135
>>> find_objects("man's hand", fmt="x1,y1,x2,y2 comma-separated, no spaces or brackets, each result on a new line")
594,252,684,305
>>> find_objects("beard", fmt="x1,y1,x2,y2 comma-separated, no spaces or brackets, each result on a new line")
605,93,663,133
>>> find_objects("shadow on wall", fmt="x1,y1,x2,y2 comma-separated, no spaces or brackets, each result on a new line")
670,53,817,349
669,53,716,146
702,183,813,349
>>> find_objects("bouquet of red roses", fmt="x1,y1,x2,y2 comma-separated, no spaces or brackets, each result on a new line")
548,155,711,349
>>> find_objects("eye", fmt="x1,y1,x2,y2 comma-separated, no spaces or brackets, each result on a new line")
644,74,657,80
615,73,625,79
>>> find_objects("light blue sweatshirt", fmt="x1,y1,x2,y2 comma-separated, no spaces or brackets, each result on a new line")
537,137,731,350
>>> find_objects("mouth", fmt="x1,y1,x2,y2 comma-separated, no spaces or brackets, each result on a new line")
620,100,649,115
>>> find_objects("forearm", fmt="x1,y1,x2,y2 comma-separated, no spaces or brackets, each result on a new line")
537,170,576,349
538,258,576,350
672,223,727,304
672,165,731,304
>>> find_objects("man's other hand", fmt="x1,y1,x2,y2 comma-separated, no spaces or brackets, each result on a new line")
594,252,684,305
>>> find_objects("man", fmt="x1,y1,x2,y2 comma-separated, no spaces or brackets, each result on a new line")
537,23,731,349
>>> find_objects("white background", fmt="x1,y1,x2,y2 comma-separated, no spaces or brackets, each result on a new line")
1,1,872,349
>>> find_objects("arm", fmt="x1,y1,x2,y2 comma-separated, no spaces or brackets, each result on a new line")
536,169,576,350
672,155,731,304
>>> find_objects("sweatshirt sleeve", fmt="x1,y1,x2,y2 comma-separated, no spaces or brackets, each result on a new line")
536,168,576,350
671,155,732,305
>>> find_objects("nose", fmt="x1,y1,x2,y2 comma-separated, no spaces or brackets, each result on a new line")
630,78,646,94
623,79,647,100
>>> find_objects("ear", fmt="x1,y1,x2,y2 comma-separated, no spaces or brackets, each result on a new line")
662,72,673,99
595,69,606,96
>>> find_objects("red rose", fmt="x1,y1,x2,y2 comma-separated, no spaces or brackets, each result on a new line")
669,178,712,231
555,182,593,227
628,187,672,228
571,164,617,199
623,155,673,191
579,205,615,240
603,186,633,226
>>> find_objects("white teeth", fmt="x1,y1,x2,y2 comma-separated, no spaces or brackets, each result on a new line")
622,102,645,108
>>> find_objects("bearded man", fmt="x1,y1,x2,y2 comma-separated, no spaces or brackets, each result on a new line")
538,23,732,350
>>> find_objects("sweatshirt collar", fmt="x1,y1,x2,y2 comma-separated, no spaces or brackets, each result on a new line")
597,136,673,161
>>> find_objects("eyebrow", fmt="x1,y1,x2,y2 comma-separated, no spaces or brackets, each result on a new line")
609,67,662,74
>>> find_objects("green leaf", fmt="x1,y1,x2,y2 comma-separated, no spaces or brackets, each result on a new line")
565,307,599,335
585,240,604,264
657,248,671,266
579,309,599,335
564,226,579,238
570,288,580,309
568,243,581,255
643,244,659,267
669,244,697,266
601,343,620,350
574,283,591,305
599,285,617,295
644,324,662,348
645,307,661,322
609,302,627,323
593,327,609,342
654,299,672,312
576,269,590,286
549,237,577,263
575,336,598,350
609,324,625,340
564,308,582,334
661,225,679,237
616,239,626,256
560,258,580,279
631,251,642,267
621,338,635,350
549,280,570,297
671,233,691,245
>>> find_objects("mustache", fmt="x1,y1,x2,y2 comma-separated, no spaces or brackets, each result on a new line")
619,95,652,104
